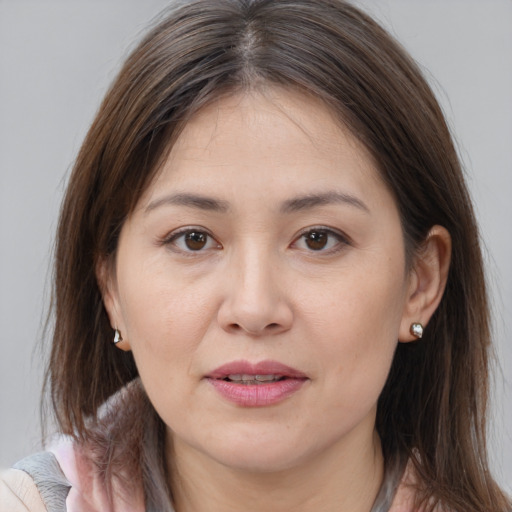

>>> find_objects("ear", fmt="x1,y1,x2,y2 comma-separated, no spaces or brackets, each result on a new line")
398,225,452,342
96,256,131,351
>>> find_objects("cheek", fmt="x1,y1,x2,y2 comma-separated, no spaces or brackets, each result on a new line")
118,276,216,425
303,254,406,341
116,258,216,373
302,257,406,406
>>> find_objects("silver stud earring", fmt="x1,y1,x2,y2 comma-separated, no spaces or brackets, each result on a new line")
113,329,123,344
410,322,423,339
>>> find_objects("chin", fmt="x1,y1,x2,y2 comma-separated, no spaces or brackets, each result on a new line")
214,447,303,474
197,427,316,474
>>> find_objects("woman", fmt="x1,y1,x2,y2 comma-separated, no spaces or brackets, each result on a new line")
1,0,510,510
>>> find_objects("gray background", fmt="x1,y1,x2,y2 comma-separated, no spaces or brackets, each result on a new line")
1,0,511,492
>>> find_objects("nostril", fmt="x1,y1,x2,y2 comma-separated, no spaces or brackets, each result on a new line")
226,322,282,335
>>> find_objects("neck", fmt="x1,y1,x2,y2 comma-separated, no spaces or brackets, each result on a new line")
167,428,384,512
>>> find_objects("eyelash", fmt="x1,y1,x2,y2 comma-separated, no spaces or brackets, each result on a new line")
161,226,351,255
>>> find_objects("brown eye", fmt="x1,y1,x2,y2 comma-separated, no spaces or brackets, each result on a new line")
184,231,208,250
166,228,220,253
304,230,329,250
293,228,348,253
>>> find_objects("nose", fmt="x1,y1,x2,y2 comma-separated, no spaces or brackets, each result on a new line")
217,245,293,337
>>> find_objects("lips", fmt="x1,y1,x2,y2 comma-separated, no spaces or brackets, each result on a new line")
206,360,308,407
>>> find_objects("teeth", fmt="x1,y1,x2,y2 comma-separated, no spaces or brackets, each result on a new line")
226,374,283,384
255,374,281,382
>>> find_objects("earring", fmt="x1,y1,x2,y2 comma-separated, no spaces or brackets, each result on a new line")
113,329,123,344
410,322,424,339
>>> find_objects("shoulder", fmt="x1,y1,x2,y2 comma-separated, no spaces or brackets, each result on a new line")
0,468,47,512
2,451,70,512
3,437,144,512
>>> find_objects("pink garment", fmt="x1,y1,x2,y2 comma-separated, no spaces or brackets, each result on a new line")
389,462,423,512
49,438,145,512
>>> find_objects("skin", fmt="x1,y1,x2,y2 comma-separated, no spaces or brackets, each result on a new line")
101,88,451,512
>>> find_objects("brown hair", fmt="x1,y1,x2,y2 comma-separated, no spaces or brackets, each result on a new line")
46,0,510,510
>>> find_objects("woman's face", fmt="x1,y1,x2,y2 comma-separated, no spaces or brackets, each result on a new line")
105,88,416,473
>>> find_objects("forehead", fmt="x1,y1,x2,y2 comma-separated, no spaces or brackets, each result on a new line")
138,87,388,212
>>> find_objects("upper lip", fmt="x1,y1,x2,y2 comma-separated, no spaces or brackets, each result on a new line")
206,360,307,380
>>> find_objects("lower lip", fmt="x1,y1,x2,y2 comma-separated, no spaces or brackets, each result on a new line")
207,378,306,407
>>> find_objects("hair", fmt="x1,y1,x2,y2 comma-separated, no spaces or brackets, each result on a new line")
46,0,511,510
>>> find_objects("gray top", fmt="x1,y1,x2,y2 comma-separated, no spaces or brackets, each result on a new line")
13,452,70,512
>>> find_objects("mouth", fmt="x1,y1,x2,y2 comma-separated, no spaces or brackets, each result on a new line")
205,360,308,407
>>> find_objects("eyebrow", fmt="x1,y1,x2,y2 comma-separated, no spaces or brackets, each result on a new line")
280,191,369,214
145,193,231,214
144,190,369,215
